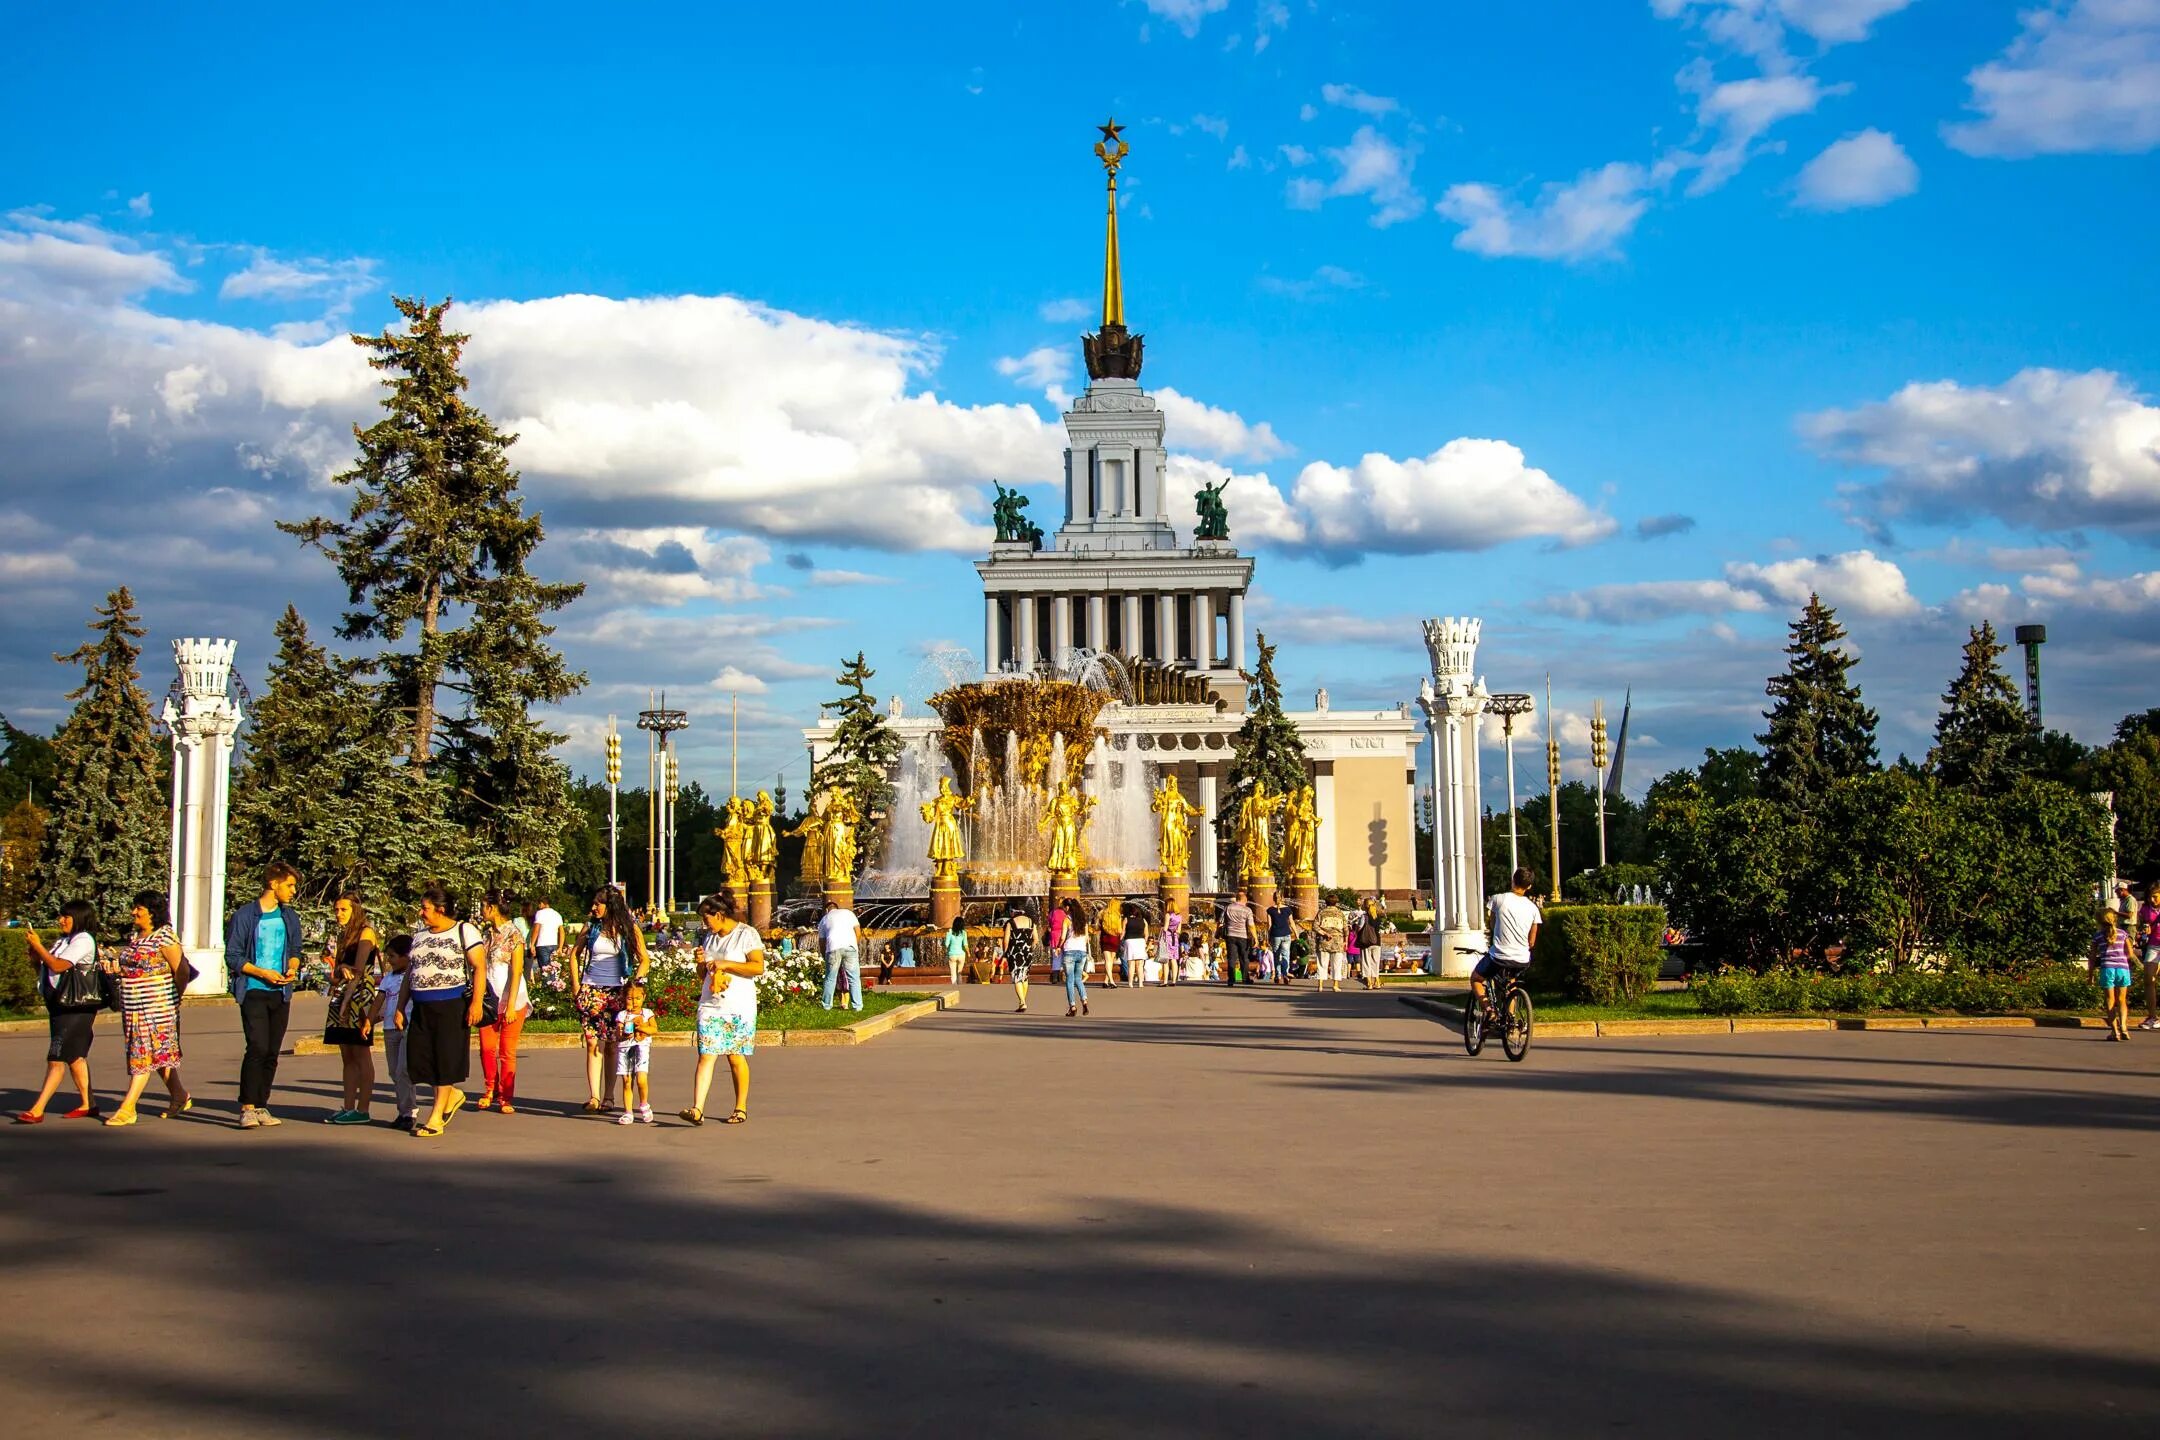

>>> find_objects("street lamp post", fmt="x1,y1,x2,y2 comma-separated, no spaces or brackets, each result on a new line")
637,697,689,915
1591,698,1610,870
1488,693,1535,877
1545,673,1561,905
604,717,622,889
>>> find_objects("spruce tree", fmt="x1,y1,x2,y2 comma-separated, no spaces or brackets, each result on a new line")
1927,621,2033,794
34,587,168,932
230,606,462,913
1,798,47,923
814,652,902,877
280,296,584,773
1759,593,1879,808
1218,633,1308,878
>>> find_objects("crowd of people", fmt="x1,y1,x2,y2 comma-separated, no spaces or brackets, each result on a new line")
12,863,767,1134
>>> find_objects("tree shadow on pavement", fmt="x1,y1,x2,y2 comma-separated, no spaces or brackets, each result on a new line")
1,1139,2154,1438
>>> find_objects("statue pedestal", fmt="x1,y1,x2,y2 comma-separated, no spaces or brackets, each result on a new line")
1246,877,1278,914
930,874,962,931
1157,874,1189,919
748,880,773,932
1048,870,1081,910
1288,873,1319,922
822,880,854,913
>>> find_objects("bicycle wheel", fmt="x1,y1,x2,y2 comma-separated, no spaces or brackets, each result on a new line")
1463,994,1486,1056
1501,987,1534,1062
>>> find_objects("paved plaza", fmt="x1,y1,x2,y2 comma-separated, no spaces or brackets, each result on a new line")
3,986,2157,1437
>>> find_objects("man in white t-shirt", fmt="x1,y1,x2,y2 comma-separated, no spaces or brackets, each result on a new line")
818,900,863,1011
531,901,563,985
1472,868,1543,1019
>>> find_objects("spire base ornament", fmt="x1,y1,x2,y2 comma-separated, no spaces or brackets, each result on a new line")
1082,321,1145,381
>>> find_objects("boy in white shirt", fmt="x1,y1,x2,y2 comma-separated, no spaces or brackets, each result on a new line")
614,978,656,1124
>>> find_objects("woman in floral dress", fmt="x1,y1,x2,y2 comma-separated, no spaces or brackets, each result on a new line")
681,888,765,1126
105,889,190,1125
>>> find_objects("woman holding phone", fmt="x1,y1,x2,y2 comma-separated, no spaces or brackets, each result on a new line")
16,899,102,1123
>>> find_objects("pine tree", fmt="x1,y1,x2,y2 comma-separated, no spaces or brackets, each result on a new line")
0,798,47,923
34,587,168,932
280,296,584,774
1218,633,1308,879
1927,621,2033,793
230,606,464,913
814,652,902,877
1759,593,1879,808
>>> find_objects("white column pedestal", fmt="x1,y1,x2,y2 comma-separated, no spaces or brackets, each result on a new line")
1194,592,1215,670
1122,594,1142,658
1087,594,1107,655
1016,595,1037,669
1228,591,1247,675
1156,593,1176,662
1313,768,1337,888
1196,769,1220,895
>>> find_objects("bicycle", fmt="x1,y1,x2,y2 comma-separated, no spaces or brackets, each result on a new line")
1456,946,1533,1062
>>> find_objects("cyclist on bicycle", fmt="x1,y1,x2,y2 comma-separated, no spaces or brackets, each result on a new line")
1471,867,1542,1017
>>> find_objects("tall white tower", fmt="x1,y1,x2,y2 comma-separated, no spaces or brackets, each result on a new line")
163,638,243,995
1420,617,1489,978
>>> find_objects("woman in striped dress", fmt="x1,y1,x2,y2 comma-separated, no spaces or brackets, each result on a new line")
105,889,190,1125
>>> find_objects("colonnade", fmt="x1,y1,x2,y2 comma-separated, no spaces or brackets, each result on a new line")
984,587,1247,675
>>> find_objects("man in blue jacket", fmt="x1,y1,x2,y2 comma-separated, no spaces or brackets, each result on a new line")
225,861,304,1129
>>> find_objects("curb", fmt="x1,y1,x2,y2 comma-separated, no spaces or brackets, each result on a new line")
290,991,958,1056
1396,994,2110,1038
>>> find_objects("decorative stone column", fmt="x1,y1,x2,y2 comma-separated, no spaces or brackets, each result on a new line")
163,638,244,996
1157,592,1176,662
1087,593,1107,653
1420,618,1488,978
983,595,1001,675
1312,768,1338,888
1194,591,1215,669
1122,594,1143,658
1228,591,1247,675
1016,595,1037,669
1196,769,1219,895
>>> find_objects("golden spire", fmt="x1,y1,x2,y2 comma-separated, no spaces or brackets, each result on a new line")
1094,118,1129,328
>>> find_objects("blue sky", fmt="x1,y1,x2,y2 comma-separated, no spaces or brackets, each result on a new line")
3,0,2158,801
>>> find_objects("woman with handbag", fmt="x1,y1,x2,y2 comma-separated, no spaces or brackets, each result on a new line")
477,890,530,1113
15,898,103,1123
321,893,381,1125
576,887,648,1113
103,890,191,1125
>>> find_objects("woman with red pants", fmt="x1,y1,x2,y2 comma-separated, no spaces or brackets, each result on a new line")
477,891,530,1112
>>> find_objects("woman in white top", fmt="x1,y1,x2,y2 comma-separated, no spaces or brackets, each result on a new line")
682,888,765,1126
477,890,530,1113
16,899,103,1123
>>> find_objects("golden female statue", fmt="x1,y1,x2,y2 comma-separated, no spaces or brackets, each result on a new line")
1282,783,1320,877
1039,780,1095,874
786,796,829,891
921,775,974,881
1151,774,1202,876
715,797,750,890
747,790,779,886
824,791,860,884
1236,783,1285,882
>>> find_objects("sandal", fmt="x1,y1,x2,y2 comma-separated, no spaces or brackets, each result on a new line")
583,1098,603,1113
63,1106,101,1121
498,1103,515,1115
442,1090,466,1124
104,1110,139,1127
13,1111,44,1125
412,1122,444,1138
162,1095,193,1119
724,1110,748,1125
678,1108,704,1126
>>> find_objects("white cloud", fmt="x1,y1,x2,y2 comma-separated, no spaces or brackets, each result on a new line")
1192,112,1230,139
219,250,378,303
994,344,1071,392
1653,1,1915,58
1283,126,1425,227
1437,162,1656,261
1038,296,1091,323
1291,439,1616,556
1773,0,1917,45
562,527,773,606
1803,368,2160,538
1166,455,1308,545
1256,264,1365,298
1299,102,1318,122
0,211,184,299
1547,548,1921,621
1255,1,1290,53
710,665,770,695
1795,127,1918,209
126,192,152,218
1945,0,2160,157
1227,144,1251,170
1278,143,1314,167
1155,386,1290,462
1679,67,1834,193
1320,82,1400,116
1140,0,1230,37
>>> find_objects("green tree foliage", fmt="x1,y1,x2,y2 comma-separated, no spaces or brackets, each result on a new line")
2094,723,2160,881
1,798,48,923
280,296,583,773
2022,729,2095,791
814,652,901,878
1219,633,1308,878
0,715,58,814
33,588,168,932
1508,781,1644,895
231,606,464,914
1927,621,2032,793
1758,593,1878,807
1649,782,1823,970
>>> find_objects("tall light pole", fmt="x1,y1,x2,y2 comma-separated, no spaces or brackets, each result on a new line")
1591,698,1610,871
664,749,681,913
604,716,622,888
1545,673,1561,904
1489,693,1535,876
1417,676,1443,927
637,697,688,915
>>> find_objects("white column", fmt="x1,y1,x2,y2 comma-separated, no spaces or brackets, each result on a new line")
1196,769,1220,894
1314,767,1338,887
1122,594,1142,658
1016,594,1037,668
1228,591,1247,675
1052,595,1073,662
984,595,1000,674
166,638,243,994
1194,591,1215,670
1087,593,1107,655
1156,593,1175,662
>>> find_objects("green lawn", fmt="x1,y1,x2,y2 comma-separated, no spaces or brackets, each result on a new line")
1430,989,1711,1022
523,989,925,1034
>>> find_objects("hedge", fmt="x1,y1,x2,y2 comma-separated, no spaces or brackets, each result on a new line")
0,929,53,1013
1691,963,2097,1016
1529,904,1668,1005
